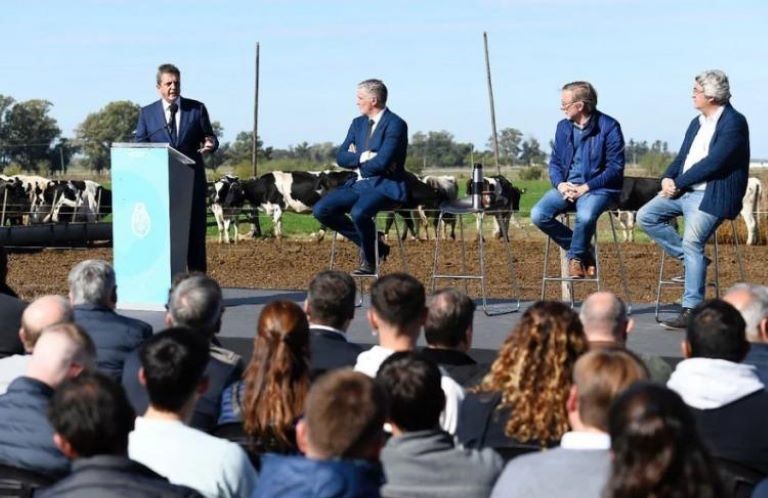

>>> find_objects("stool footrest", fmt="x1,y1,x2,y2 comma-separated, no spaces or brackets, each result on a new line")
432,274,484,281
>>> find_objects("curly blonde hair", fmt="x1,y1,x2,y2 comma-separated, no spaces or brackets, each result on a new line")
477,300,588,444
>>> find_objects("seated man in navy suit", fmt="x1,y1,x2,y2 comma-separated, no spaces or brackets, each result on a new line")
135,63,218,273
313,79,409,275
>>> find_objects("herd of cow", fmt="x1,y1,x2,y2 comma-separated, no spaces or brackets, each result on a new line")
0,170,761,246
0,175,111,226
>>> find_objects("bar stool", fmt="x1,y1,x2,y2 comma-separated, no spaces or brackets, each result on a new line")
430,200,520,316
654,219,746,322
541,211,633,312
328,211,409,307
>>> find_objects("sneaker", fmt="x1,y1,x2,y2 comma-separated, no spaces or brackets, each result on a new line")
351,263,376,276
661,308,693,330
670,256,712,283
568,258,585,279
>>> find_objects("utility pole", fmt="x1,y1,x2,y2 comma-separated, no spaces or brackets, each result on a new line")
483,32,501,176
252,42,260,178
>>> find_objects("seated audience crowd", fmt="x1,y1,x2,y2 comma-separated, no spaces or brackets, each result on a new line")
3,251,768,497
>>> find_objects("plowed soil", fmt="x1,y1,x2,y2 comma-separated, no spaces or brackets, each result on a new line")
7,234,767,304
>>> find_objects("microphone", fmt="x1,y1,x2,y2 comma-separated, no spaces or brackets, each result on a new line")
134,123,171,143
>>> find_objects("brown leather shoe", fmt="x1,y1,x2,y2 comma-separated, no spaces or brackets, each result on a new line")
568,258,585,279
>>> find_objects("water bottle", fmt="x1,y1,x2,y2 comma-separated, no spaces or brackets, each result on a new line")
471,163,484,210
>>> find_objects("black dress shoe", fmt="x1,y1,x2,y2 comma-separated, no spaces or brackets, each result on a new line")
661,308,693,330
351,263,376,276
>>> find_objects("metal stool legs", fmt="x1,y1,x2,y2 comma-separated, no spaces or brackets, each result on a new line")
541,213,633,313
654,219,746,322
430,209,520,316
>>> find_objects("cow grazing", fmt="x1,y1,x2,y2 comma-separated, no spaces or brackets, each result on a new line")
741,177,762,245
466,175,523,240
210,175,245,243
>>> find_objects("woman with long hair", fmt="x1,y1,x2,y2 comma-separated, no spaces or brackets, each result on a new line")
217,300,311,457
605,382,724,498
456,300,588,456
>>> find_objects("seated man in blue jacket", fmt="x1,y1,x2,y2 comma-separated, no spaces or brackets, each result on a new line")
313,79,408,275
532,81,626,279
638,70,750,329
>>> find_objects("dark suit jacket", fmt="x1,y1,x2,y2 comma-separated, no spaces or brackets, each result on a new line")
121,346,242,433
419,347,488,387
309,326,362,380
73,304,152,381
663,104,750,220
336,109,408,203
0,294,26,358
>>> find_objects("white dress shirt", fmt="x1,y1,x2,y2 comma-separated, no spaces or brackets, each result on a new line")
162,98,181,136
681,105,725,191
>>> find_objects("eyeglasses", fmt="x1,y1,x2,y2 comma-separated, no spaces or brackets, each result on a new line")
560,101,580,111
692,87,704,95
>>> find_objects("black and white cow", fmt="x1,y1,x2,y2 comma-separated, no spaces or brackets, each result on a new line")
210,175,245,243
466,175,523,240
608,177,667,242
10,175,56,223
381,172,449,242
47,180,102,223
0,177,29,226
741,177,762,245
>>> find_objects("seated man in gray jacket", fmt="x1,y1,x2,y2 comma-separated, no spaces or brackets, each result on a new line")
377,352,503,498
491,349,648,498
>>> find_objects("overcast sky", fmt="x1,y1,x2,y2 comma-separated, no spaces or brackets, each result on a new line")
3,0,766,157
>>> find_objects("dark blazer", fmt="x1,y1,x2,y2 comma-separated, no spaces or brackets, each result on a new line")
121,347,242,433
0,293,26,358
419,348,488,387
73,304,152,381
336,109,409,203
309,326,362,380
36,455,203,498
135,96,218,272
0,376,69,478
663,104,750,220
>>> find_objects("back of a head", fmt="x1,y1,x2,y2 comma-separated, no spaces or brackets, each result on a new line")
424,288,475,349
139,327,210,413
20,295,73,351
482,300,588,443
167,274,223,339
573,349,649,432
306,270,355,330
724,283,768,342
376,352,445,432
243,300,310,443
687,299,748,362
579,292,628,343
305,369,387,460
68,259,115,307
606,382,723,498
48,371,135,458
370,273,425,332
28,323,96,388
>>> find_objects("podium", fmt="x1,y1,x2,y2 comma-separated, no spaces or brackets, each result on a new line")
110,143,196,310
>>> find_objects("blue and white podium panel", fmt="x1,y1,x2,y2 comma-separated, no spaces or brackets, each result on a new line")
111,143,194,310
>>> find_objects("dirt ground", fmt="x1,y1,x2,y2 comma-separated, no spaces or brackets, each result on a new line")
7,232,768,304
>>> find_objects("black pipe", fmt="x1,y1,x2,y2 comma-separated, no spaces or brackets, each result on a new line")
0,222,112,248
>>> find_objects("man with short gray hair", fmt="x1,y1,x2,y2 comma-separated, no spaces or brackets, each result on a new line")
725,283,768,385
638,70,750,329
313,78,409,275
69,259,152,380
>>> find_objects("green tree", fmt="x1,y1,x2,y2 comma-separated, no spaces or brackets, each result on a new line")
49,138,78,175
76,100,140,173
221,131,270,167
0,95,16,167
519,137,545,166
409,130,472,167
2,99,60,172
488,128,523,165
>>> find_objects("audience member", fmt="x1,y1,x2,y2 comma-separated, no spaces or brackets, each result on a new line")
123,274,242,431
490,349,648,498
68,260,152,380
38,371,203,498
377,352,502,498
0,282,26,359
456,301,588,456
667,299,768,474
724,282,768,385
605,382,724,498
354,273,464,434
0,295,72,394
304,270,362,378
579,291,672,383
0,246,18,298
421,288,485,386
252,369,386,498
0,323,95,478
216,300,310,458
128,328,257,498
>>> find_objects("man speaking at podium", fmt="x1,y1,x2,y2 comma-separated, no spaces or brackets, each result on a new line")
135,63,218,273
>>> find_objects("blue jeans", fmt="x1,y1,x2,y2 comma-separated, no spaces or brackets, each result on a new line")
531,188,613,260
637,190,721,309
313,180,395,266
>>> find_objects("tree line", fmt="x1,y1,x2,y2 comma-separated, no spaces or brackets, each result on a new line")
0,96,673,175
